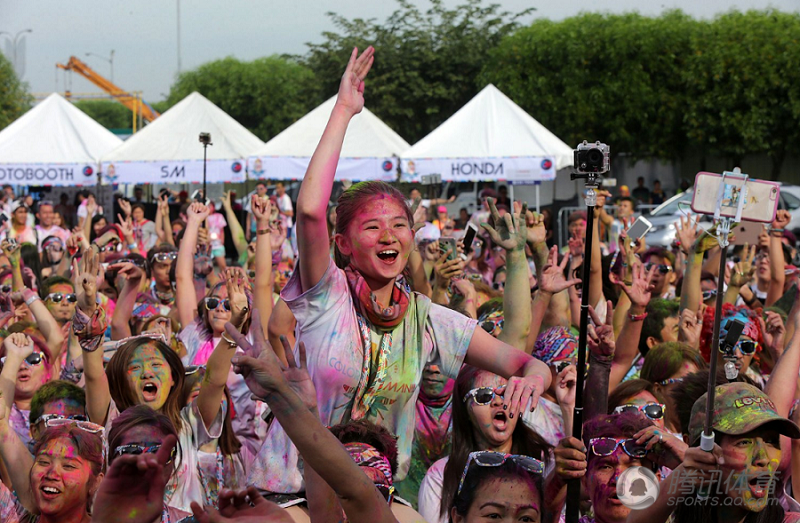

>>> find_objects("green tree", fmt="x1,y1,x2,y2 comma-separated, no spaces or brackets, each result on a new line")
683,10,800,179
0,53,32,131
304,0,533,143
165,55,319,141
482,11,698,162
74,100,133,129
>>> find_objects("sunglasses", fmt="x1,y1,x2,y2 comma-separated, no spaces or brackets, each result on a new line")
462,386,502,405
153,252,177,264
0,284,11,293
45,417,104,434
589,437,648,458
114,258,147,268
458,451,544,496
613,402,665,421
46,293,77,304
44,242,64,252
702,289,718,301
113,443,176,463
99,242,122,253
1,352,45,367
724,340,758,355
247,270,256,279
645,263,673,274
34,413,89,426
204,297,231,312
656,377,684,386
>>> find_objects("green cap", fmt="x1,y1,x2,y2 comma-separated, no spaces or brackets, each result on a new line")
689,382,800,445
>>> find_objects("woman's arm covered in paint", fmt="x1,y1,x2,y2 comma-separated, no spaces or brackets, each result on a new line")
584,302,615,421
249,194,275,357
176,202,211,329
221,191,248,258
764,310,796,417
296,47,374,294
609,263,655,391
109,261,145,341
0,386,36,511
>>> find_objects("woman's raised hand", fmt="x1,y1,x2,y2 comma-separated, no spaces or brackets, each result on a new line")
73,247,103,313
3,332,34,362
335,46,375,117
187,202,211,224
481,198,527,252
539,246,581,294
225,268,250,329
251,194,272,227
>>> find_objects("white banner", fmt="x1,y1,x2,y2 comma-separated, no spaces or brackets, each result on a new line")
247,157,399,182
400,157,556,183
100,159,247,185
0,164,98,186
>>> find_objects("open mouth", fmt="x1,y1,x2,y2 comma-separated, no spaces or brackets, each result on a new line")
749,476,768,499
377,250,399,263
492,410,508,431
40,485,61,499
142,382,159,402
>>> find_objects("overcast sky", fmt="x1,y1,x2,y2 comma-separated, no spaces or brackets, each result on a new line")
2,0,798,102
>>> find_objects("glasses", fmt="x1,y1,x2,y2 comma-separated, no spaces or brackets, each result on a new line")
34,413,89,426
724,340,758,355
185,365,206,376
458,451,544,496
656,377,683,386
46,293,77,304
645,263,673,274
589,437,648,458
99,242,122,253
113,443,176,463
114,258,147,268
204,297,231,312
1,352,45,367
44,242,64,252
462,386,502,405
45,417,104,434
153,252,177,264
702,289,718,301
613,402,665,421
246,270,256,279
375,484,395,505
0,284,11,293
549,360,575,373
38,200,54,208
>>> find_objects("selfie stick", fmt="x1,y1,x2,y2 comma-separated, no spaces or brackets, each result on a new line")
697,168,748,500
199,133,212,204
565,172,599,523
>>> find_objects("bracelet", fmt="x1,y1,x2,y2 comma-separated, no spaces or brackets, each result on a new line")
25,294,40,306
220,333,238,347
769,228,784,234
257,228,270,236
127,243,137,250
628,311,648,322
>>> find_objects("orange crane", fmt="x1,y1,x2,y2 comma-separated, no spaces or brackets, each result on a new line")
56,56,160,122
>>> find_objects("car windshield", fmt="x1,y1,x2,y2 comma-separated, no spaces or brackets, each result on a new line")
648,191,693,217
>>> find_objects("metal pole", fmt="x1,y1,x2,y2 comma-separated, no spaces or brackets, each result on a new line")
566,186,596,523
203,143,208,202
176,0,182,74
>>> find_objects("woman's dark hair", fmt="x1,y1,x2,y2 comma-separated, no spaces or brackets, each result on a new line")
195,281,252,340
108,405,180,478
640,342,707,385
90,214,108,242
20,242,42,289
105,337,185,432
146,243,178,278
607,379,667,413
182,367,241,456
451,460,544,523
33,423,105,484
333,181,413,269
439,365,551,520
329,419,399,475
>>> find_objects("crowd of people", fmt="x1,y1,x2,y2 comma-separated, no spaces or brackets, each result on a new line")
0,46,799,523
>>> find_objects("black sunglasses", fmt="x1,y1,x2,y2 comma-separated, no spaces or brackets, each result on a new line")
204,297,231,312
645,263,673,274
613,402,665,421
46,293,77,303
1,351,44,366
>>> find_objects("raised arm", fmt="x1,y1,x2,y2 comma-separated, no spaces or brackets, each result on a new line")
531,247,582,353
296,46,374,293
482,201,530,350
227,316,398,523
109,262,146,340
13,288,65,360
250,194,275,350
766,210,790,307
196,270,250,430
221,191,248,257
176,202,212,329
584,302,615,421
587,192,606,308
763,310,795,416
2,240,24,291
675,215,703,315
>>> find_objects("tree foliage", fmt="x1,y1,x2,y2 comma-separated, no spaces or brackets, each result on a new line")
164,55,319,141
303,0,533,143
0,53,32,131
74,100,132,129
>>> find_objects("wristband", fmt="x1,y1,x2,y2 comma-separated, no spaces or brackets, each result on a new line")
220,333,238,347
25,293,40,306
127,243,138,250
628,311,648,322
257,228,271,236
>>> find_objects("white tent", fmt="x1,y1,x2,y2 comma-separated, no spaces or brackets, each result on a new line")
247,96,410,181
0,93,122,186
101,92,264,185
400,84,573,183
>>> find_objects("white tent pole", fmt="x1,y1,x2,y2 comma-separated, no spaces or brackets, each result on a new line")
536,182,540,213
509,182,515,207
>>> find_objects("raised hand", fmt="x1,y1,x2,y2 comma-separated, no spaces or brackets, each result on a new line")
335,46,375,117
525,209,547,246
553,437,587,481
678,307,703,348
587,300,615,360
694,223,728,254
729,243,757,288
118,198,132,218
3,332,34,362
251,194,272,226
276,336,317,411
773,209,792,230
432,249,465,289
226,311,285,400
221,191,233,210
539,246,581,294
73,247,103,314
674,214,700,255
758,311,786,359
109,260,145,288
481,199,527,252
190,487,293,523
633,425,687,470
1,239,20,263
611,261,656,308
86,197,99,217
92,435,178,523
568,233,585,258
157,195,169,216
187,202,212,224
554,365,577,408
224,268,250,329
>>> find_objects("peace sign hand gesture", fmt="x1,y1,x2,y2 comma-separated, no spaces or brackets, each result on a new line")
481,198,527,252
539,246,581,294
335,46,375,117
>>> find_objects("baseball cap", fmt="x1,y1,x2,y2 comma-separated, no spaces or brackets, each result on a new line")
688,382,800,445
10,199,28,213
437,205,447,213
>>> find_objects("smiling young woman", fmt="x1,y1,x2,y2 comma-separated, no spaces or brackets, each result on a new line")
246,47,552,498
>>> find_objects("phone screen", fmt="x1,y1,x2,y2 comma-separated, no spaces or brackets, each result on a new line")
627,216,652,242
462,224,478,255
438,238,457,261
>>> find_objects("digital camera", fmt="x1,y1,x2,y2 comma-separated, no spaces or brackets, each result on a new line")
574,140,610,175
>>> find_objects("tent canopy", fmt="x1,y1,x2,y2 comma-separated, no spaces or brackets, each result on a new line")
0,93,122,186
248,96,410,181
401,84,573,182
101,92,264,185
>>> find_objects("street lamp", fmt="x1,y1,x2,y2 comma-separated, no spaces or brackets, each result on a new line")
0,29,33,78
86,50,115,82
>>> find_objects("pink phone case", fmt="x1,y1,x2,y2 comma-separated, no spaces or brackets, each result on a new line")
691,172,779,224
